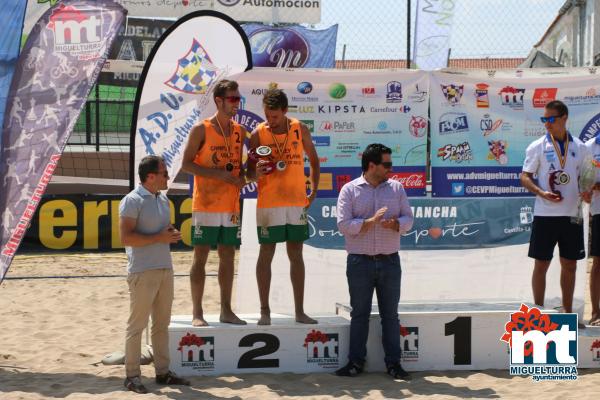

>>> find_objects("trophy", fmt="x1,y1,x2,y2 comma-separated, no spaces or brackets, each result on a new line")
248,145,275,175
548,170,566,201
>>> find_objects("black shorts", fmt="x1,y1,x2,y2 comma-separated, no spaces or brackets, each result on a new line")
591,215,600,257
528,216,585,261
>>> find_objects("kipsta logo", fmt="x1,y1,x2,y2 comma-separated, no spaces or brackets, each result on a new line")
386,81,403,103
329,83,347,99
500,304,578,381
304,330,339,367
178,333,215,369
297,81,313,94
165,39,219,94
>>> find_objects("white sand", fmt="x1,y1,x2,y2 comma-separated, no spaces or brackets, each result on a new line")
0,251,597,399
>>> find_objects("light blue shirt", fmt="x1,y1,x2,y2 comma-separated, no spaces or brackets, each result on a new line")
119,185,173,273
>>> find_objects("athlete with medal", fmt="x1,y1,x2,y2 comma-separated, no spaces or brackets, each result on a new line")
247,87,320,325
521,100,589,314
181,80,247,326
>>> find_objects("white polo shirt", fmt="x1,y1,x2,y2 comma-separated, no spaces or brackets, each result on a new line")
522,133,587,217
585,138,600,216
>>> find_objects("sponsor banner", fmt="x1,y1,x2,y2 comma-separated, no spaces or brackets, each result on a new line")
413,0,456,70
214,0,322,24
430,68,600,197
305,197,535,250
237,67,429,197
98,17,173,87
0,0,126,282
431,166,530,197
132,11,252,188
242,23,337,68
18,192,531,252
0,0,27,154
25,1,320,39
19,195,193,253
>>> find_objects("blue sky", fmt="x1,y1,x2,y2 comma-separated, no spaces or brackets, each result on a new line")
316,0,565,60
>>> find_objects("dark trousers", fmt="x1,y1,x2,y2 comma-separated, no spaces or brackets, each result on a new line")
346,253,401,366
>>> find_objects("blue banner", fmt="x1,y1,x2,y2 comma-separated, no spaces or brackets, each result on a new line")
0,0,126,283
0,0,27,155
242,23,337,68
305,197,535,250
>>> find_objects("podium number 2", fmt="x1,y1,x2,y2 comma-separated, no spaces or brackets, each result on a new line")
444,316,471,365
237,333,280,368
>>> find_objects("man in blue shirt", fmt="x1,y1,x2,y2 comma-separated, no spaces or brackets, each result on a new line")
119,155,189,394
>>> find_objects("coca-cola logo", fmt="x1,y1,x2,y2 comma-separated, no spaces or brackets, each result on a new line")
389,172,426,189
249,28,309,68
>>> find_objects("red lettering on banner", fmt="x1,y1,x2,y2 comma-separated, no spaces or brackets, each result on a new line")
1,154,63,258
388,172,426,189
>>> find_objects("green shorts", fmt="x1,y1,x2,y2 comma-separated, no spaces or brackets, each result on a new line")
256,206,309,244
192,212,241,246
257,223,309,244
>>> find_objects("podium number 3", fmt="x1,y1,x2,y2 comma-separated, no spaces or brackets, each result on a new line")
444,316,472,365
237,333,280,368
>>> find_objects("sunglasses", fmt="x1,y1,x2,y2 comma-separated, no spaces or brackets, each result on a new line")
222,96,241,103
379,161,393,168
540,114,564,124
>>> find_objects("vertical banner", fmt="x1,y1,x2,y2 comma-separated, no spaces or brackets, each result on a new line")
132,11,252,188
413,0,457,70
0,0,27,155
0,0,126,282
430,67,600,197
236,68,429,197
242,24,337,68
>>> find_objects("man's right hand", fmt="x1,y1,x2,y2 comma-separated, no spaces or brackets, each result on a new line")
160,226,182,244
255,160,271,178
361,207,388,232
539,190,562,202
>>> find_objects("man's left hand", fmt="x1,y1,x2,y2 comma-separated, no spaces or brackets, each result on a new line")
381,219,399,231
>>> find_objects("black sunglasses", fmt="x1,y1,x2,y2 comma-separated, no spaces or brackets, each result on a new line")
379,161,392,168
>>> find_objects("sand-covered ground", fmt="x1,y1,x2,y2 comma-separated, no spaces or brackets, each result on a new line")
0,251,597,399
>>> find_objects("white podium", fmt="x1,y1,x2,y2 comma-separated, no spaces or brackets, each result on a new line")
168,314,349,376
168,303,600,376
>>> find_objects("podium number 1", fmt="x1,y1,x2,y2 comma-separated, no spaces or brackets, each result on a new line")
444,316,472,365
